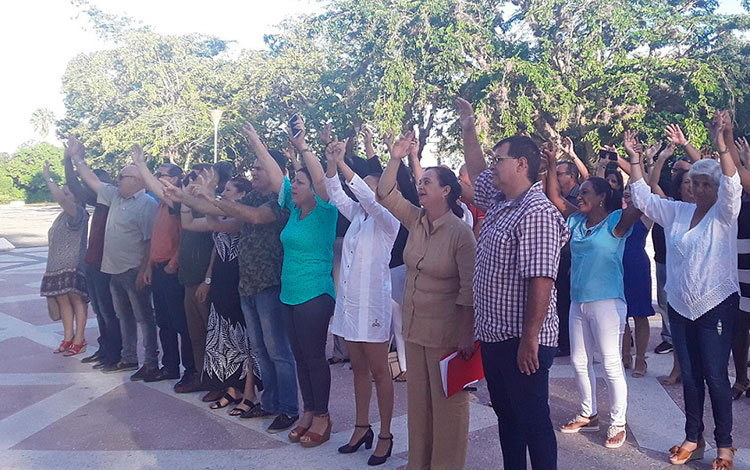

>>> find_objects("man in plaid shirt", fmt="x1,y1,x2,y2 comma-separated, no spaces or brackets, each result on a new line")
456,98,570,470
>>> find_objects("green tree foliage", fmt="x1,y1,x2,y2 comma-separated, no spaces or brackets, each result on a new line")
0,142,64,203
54,0,749,173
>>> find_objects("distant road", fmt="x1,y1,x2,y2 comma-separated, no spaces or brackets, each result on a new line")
0,204,60,247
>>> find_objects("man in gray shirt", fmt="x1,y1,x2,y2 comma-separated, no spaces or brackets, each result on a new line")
72,151,159,380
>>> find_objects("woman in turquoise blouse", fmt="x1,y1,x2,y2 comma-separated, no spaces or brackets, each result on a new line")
244,121,338,448
544,142,641,450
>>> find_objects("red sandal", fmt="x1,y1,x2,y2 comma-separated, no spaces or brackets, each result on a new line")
53,339,73,354
300,415,332,448
64,340,87,356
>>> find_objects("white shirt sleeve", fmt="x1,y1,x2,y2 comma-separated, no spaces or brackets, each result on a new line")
715,172,743,226
324,175,359,221
630,178,680,228
347,175,400,239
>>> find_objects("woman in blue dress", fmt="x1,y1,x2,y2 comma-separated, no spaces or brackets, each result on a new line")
621,186,655,377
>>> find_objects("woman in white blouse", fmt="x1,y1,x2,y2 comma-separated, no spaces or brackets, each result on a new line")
311,138,400,466
627,113,741,470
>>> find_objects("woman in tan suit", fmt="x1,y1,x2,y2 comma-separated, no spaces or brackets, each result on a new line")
377,131,477,470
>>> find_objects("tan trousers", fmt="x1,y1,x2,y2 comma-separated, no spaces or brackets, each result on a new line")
405,341,469,470
184,285,210,374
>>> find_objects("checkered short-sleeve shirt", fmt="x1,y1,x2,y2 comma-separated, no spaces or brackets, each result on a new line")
473,170,570,346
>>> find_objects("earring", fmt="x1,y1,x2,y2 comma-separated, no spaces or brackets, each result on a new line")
599,201,603,207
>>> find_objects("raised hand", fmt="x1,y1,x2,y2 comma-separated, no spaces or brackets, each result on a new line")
196,167,218,192
561,136,575,156
319,123,333,146
131,144,146,166
162,180,185,203
362,126,373,147
735,137,750,165
645,141,662,161
389,130,416,160
665,124,687,147
43,160,51,180
283,141,297,162
661,143,676,161
65,136,86,165
241,122,260,143
287,119,307,151
623,131,640,157
383,130,395,154
712,110,727,149
325,136,348,165
541,141,558,165
408,139,419,160
454,97,475,129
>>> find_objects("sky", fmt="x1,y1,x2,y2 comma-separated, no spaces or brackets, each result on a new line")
0,0,745,154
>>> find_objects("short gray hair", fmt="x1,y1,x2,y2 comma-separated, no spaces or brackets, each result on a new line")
688,159,721,187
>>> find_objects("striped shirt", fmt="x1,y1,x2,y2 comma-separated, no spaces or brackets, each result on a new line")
473,170,570,346
739,194,750,313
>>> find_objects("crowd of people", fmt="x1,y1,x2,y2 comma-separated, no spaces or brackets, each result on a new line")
38,97,749,470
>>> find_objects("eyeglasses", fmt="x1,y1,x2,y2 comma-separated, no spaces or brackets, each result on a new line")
154,173,171,178
118,174,137,181
488,155,519,165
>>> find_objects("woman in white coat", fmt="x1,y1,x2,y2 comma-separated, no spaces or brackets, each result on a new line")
316,138,400,466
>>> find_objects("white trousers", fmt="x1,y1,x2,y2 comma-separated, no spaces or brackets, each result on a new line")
569,298,628,426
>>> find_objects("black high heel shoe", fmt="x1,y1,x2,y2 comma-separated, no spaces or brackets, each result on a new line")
338,425,373,454
367,433,393,466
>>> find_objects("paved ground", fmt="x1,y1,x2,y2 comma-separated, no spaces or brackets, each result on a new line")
1,207,750,469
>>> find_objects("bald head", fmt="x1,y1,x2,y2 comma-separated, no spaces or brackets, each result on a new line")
117,164,145,198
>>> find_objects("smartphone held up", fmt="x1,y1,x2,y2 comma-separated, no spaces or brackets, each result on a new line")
289,114,305,138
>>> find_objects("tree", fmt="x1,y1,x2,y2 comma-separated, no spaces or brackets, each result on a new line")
464,0,750,160
30,108,56,139
0,142,64,203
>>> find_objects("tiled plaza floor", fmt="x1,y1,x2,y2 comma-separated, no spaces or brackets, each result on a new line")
0,245,749,469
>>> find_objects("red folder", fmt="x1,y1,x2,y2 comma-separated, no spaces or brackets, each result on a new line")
439,341,484,398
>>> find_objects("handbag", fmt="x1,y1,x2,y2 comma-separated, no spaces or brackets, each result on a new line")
46,297,61,322
387,335,404,380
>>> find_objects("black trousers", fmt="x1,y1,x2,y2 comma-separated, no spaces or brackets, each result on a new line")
152,263,195,375
282,294,334,415
481,338,558,470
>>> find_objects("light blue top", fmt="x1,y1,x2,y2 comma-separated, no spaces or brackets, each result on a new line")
568,209,632,303
278,177,338,305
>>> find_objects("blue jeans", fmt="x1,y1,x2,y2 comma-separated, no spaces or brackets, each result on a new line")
85,264,121,365
481,338,557,470
109,268,159,367
152,263,194,375
669,293,738,448
241,286,298,417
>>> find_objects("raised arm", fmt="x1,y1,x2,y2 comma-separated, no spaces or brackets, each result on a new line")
288,121,328,202
376,130,421,227
664,124,700,162
407,139,424,181
455,98,487,184
131,144,172,207
324,139,359,221
206,215,244,233
283,141,302,172
561,136,589,180
180,204,211,232
713,110,737,178
733,137,750,192
69,141,102,194
623,131,644,183
647,143,673,199
242,122,285,194
43,161,78,217
181,175,277,226
542,143,577,219
63,138,97,206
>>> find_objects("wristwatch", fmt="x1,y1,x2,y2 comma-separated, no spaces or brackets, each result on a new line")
203,277,212,285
